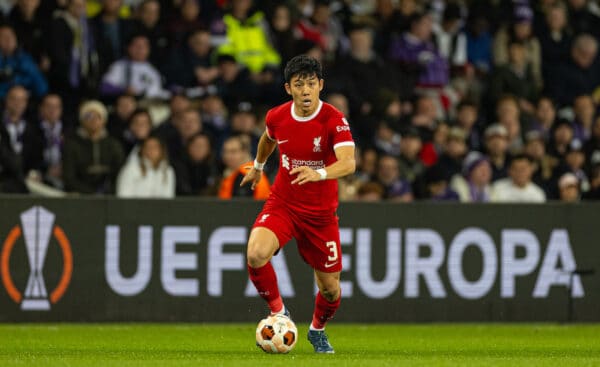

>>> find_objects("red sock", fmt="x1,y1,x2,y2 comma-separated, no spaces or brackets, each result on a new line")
247,263,283,313
311,291,341,329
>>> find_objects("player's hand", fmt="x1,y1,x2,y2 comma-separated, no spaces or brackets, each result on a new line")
240,166,262,190
290,166,320,185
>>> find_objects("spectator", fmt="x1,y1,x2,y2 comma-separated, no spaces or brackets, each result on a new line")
531,96,557,140
371,0,410,55
496,95,525,154
267,4,296,66
100,34,170,100
376,154,412,202
0,128,27,193
491,153,546,202
355,147,378,183
423,163,459,201
583,115,600,170
49,0,99,122
523,130,558,193
295,0,345,61
335,24,399,127
572,94,596,142
38,93,66,189
90,0,134,75
493,4,542,90
62,100,124,194
548,118,574,160
374,122,401,157
466,9,493,74
356,180,385,202
116,135,175,198
537,3,572,84
229,102,259,151
398,126,424,183
167,0,205,49
547,33,600,107
567,0,600,37
217,134,270,199
0,24,47,98
484,124,511,181
217,0,281,74
451,151,492,203
133,0,168,68
432,3,467,72
166,108,203,167
120,108,153,155
200,94,228,143
0,85,43,176
489,40,539,109
454,99,483,151
436,127,468,178
163,28,218,89
172,132,216,196
214,54,259,109
107,94,137,142
8,0,50,69
582,163,600,200
388,11,449,89
557,139,589,193
557,172,580,202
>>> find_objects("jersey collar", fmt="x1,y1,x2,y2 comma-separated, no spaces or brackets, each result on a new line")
291,100,323,122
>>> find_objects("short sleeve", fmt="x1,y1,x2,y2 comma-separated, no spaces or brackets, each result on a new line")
329,112,355,150
265,109,276,140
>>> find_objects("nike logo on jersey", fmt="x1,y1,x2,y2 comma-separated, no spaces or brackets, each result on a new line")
277,139,289,144
324,261,338,268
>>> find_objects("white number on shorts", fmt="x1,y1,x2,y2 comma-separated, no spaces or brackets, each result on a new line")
326,241,338,262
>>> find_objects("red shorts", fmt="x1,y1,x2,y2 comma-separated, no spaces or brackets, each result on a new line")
252,199,342,273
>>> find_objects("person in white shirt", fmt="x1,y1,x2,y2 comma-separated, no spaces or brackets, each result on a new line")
116,135,175,198
100,34,170,100
491,153,546,202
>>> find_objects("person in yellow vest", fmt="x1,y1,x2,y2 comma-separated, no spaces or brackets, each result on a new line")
218,134,270,199
217,0,281,74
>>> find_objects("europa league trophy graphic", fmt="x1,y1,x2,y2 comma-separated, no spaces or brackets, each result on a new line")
20,206,54,310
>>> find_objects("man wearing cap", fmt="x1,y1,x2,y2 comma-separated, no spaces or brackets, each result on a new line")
62,100,124,194
484,123,511,181
558,172,580,202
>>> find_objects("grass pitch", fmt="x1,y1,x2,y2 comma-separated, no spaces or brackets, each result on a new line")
1,323,599,367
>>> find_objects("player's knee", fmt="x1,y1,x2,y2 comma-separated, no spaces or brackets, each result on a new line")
247,243,274,268
319,285,340,302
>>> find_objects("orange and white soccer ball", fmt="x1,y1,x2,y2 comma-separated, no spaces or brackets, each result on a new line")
255,314,297,353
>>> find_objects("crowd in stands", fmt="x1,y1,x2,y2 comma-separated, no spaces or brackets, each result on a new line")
1,0,600,203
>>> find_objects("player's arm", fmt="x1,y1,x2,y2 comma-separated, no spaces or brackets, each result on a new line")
290,145,356,185
240,131,278,189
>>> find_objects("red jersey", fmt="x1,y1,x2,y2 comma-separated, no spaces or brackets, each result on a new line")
265,100,354,220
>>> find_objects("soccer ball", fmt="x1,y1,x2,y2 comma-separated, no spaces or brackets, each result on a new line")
255,314,297,353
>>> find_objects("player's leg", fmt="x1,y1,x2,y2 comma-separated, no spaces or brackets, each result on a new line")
307,270,341,354
312,270,341,328
246,227,286,315
297,219,342,353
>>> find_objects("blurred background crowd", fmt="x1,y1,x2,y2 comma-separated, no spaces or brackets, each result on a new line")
0,0,600,203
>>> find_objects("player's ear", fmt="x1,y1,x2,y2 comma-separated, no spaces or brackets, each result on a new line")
284,83,292,95
319,79,324,91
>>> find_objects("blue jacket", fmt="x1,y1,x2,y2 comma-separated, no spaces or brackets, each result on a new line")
0,49,48,98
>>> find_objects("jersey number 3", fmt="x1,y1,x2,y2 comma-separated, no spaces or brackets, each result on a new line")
326,241,338,262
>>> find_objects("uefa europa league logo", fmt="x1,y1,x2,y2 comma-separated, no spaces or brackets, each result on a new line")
21,207,55,310
1,206,72,311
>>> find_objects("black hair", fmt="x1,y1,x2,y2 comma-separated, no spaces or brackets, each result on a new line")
284,55,322,83
511,153,533,165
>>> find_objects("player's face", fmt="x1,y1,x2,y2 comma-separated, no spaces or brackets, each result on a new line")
285,74,324,116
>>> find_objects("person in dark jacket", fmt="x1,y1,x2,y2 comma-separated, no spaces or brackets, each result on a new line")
62,100,124,194
0,24,47,98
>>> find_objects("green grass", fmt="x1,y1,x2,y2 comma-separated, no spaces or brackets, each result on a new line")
1,324,599,366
